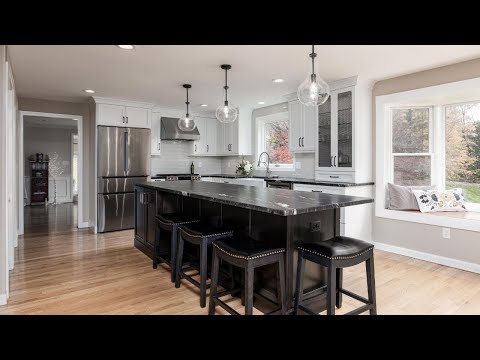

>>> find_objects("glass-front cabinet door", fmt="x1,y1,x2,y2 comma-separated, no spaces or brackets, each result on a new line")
336,90,353,168
317,96,332,168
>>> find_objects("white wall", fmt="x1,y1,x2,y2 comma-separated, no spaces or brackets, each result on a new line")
373,58,480,266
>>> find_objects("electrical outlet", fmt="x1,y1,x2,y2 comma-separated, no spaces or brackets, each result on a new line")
442,227,450,239
310,220,321,232
227,162,231,168
295,162,302,169
198,162,202,168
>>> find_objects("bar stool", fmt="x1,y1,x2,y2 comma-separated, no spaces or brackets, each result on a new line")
209,235,286,315
153,213,199,282
294,236,377,315
175,222,234,308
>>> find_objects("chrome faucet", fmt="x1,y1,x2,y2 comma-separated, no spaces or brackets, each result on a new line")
257,151,272,178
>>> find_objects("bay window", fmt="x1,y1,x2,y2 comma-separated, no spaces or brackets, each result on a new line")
376,77,480,231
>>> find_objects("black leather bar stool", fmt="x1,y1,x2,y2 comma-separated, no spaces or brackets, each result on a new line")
175,222,234,308
209,235,286,315
153,213,199,282
294,236,377,315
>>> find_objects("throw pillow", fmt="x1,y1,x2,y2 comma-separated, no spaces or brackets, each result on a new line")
386,183,437,210
412,189,467,213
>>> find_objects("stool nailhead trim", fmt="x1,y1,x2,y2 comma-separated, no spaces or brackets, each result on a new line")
180,229,233,239
298,246,374,260
157,218,200,226
213,243,285,260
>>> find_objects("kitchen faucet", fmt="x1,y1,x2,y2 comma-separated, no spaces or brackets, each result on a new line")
257,151,272,178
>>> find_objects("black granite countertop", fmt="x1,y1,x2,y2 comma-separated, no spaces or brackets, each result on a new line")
202,174,374,187
136,180,373,216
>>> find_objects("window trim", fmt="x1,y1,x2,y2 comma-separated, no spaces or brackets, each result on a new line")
255,111,295,171
375,76,480,232
389,106,434,186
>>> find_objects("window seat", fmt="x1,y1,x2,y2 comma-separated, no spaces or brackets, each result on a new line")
377,208,480,232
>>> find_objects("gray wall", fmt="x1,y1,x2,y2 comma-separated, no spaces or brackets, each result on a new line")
18,97,91,224
151,140,222,175
24,126,76,175
372,58,480,264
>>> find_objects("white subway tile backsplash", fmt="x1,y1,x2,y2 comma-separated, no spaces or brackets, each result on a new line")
151,140,222,175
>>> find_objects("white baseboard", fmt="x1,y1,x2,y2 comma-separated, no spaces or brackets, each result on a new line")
373,241,480,274
0,293,6,306
78,221,89,229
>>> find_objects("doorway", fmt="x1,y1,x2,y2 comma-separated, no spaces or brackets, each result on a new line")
18,111,84,236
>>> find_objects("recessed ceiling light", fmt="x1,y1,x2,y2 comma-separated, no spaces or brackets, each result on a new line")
272,78,285,83
200,104,208,107
117,45,135,50
258,101,265,105
83,89,95,94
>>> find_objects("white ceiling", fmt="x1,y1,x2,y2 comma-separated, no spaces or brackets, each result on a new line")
9,45,480,111
24,116,78,129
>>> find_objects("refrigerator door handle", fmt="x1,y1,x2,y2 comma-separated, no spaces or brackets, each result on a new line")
124,130,129,175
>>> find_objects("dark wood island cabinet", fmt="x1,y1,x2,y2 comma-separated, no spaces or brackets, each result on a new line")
134,181,373,310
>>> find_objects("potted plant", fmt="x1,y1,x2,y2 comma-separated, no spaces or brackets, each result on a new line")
236,158,253,176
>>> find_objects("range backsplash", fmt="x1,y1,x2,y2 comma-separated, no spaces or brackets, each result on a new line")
152,141,316,178
151,140,222,175
220,153,315,178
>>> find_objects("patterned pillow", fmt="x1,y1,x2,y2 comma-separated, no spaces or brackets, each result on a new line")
411,189,467,213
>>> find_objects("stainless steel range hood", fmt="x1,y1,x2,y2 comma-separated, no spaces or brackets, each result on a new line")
160,117,200,141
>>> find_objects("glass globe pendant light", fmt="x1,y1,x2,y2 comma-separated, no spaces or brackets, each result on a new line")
178,84,196,131
297,45,330,106
216,64,238,123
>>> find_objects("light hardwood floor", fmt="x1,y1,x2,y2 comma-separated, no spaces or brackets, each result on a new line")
2,203,480,315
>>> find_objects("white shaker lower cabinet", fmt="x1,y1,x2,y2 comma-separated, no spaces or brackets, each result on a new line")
293,183,373,242
201,177,265,187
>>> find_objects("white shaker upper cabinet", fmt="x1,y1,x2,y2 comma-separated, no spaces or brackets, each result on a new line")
288,100,315,153
124,106,151,128
217,109,252,156
151,112,161,155
315,76,373,183
94,98,153,129
97,104,125,127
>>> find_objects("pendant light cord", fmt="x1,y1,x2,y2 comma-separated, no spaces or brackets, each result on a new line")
310,44,317,79
224,67,229,106
185,87,190,117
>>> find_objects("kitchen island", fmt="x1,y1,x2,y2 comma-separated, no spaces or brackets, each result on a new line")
134,180,374,310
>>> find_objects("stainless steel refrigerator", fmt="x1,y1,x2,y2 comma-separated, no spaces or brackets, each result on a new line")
97,126,150,232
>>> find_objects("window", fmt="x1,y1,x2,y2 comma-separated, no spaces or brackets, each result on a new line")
391,107,432,186
445,103,480,207
376,77,480,231
256,112,294,169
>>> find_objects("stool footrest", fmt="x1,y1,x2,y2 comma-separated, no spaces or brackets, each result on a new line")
180,272,211,289
344,304,374,316
213,298,241,315
340,288,370,305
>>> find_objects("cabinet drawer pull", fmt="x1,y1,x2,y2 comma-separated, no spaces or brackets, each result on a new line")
157,143,160,150
299,137,301,147
302,137,305,147
139,192,144,204
333,155,337,167
126,116,129,124
122,116,125,123
329,176,339,179
224,181,230,184
330,156,333,167
195,144,197,152
311,190,323,192
207,144,209,152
